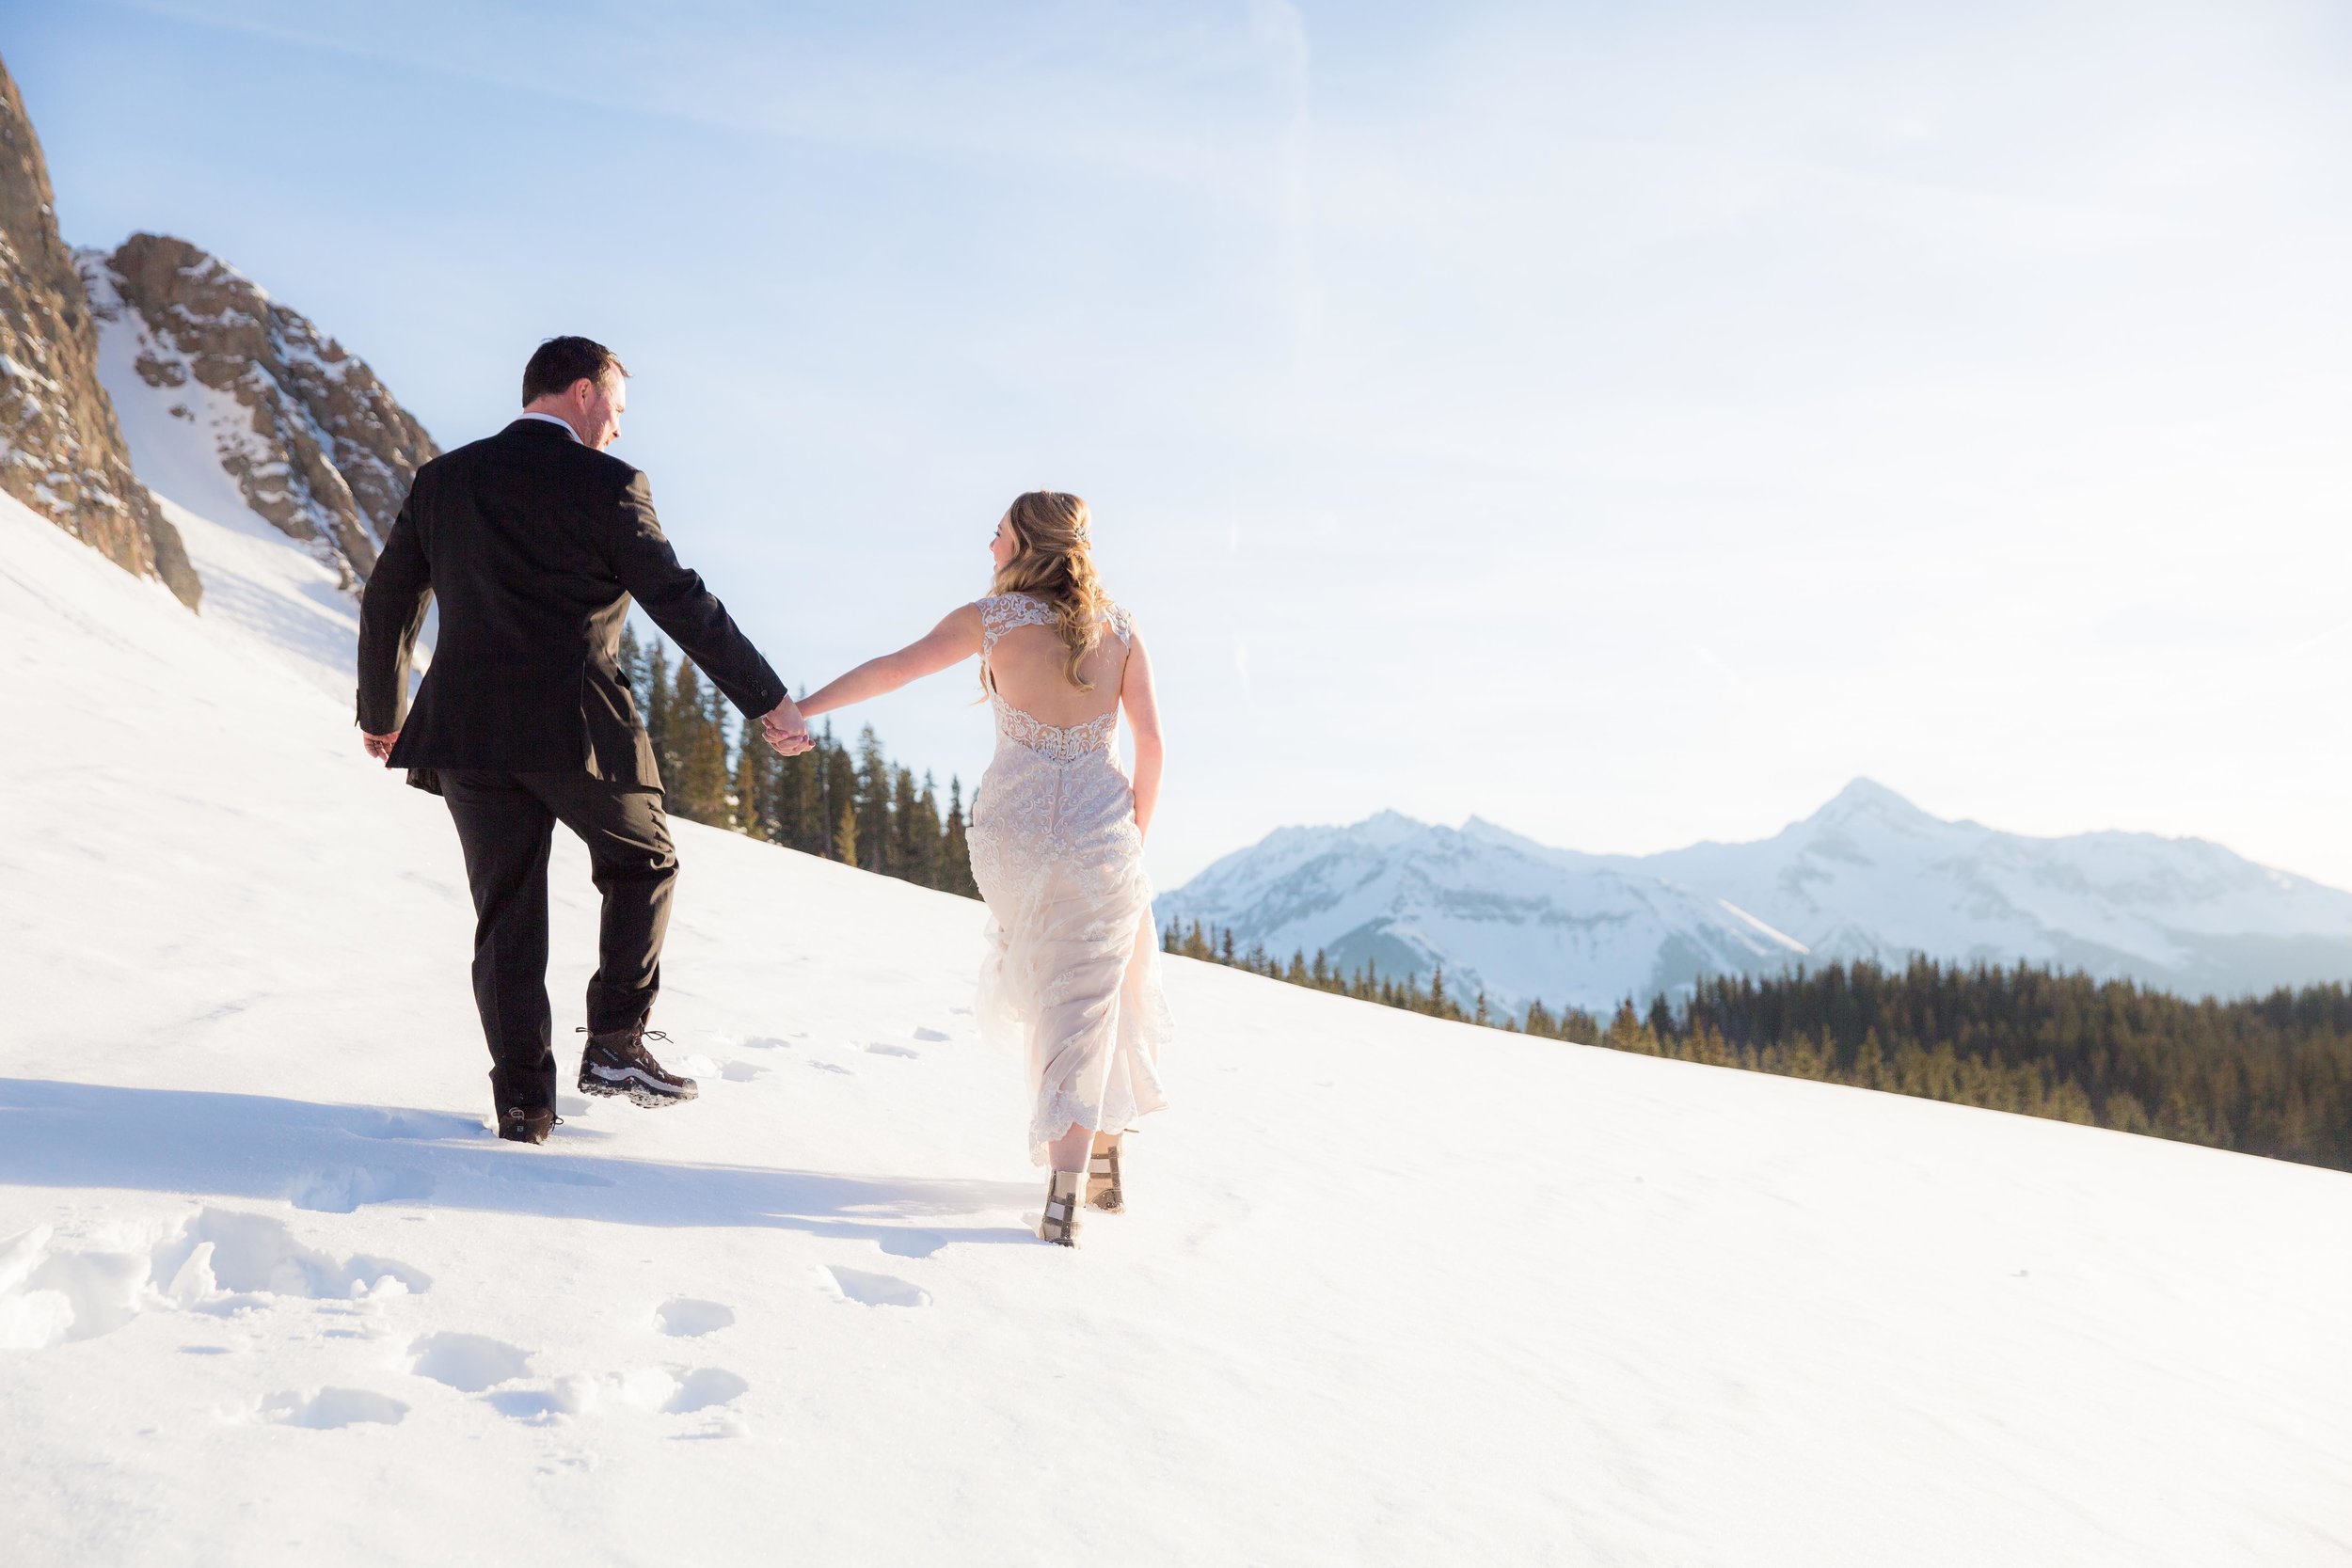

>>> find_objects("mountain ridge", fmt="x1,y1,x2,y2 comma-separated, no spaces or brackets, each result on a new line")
1160,778,2352,1014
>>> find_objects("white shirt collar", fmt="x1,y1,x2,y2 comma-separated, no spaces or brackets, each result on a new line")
517,410,581,443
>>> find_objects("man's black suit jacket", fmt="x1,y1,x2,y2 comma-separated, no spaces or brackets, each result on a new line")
356,418,785,792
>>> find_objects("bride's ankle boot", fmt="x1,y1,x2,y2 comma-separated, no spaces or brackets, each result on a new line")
1038,1171,1084,1246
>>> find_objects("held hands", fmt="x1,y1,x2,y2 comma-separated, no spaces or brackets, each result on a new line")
760,695,814,757
362,730,399,763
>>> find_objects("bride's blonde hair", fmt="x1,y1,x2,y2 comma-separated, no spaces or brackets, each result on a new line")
990,490,1110,691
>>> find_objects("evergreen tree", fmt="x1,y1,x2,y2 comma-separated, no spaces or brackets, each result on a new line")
854,726,891,873
907,773,938,887
733,707,776,840
668,660,730,826
642,637,673,782
891,766,924,883
833,796,859,865
617,623,645,705
942,777,977,895
821,730,857,863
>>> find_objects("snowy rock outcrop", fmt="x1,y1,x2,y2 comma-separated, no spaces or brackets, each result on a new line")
1162,780,2352,1014
76,232,437,588
0,53,198,606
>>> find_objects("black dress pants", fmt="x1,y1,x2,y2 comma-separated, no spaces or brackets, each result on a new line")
437,770,677,1114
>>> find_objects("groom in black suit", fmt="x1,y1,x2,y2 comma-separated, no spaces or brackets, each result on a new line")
357,336,809,1144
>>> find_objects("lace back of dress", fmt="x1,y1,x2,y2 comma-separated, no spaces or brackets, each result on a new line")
978,593,1133,762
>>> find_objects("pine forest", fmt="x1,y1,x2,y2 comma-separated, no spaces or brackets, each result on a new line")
1162,922,2352,1175
622,628,979,898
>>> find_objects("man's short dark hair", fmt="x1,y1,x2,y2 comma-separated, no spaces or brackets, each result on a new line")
521,336,628,405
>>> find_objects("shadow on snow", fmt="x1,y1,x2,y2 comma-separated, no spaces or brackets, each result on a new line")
0,1078,1033,1254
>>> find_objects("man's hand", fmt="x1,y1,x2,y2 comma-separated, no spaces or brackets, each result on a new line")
362,729,400,763
760,695,813,757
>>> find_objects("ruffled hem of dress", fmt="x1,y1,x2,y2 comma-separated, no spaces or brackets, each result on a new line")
1026,1090,1166,1167
975,908,1175,1164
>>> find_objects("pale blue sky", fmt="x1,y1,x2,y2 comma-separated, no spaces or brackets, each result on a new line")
16,1,2352,886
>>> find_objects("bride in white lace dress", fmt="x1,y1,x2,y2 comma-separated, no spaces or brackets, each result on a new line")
795,491,1171,1246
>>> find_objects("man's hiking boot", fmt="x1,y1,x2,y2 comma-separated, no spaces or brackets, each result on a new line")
577,1023,699,1108
499,1105,556,1145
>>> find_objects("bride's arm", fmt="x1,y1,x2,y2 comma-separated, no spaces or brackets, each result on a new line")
1120,630,1165,840
798,605,985,719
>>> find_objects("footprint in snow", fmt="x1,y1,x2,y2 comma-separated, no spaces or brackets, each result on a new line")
654,1297,735,1338
739,1036,791,1051
912,1027,951,1042
353,1109,478,1143
485,1372,607,1423
865,1043,919,1059
408,1332,532,1393
262,1386,408,1429
815,1266,931,1307
663,1368,750,1414
287,1164,437,1213
485,1388,570,1422
0,1212,430,1351
495,1164,616,1189
809,1061,853,1075
720,1062,768,1083
489,1367,747,1420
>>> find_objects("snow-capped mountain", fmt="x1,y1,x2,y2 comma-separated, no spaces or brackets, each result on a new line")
78,231,437,589
1162,781,2352,1014
1159,809,1811,1017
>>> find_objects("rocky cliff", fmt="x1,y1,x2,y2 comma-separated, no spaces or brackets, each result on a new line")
0,54,199,607
78,233,437,588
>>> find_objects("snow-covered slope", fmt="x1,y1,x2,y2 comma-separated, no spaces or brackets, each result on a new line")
4,493,2349,1566
1165,784,2352,1015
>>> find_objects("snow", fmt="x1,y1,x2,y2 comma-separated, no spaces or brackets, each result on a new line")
78,249,273,536
0,350,59,391
4,490,2351,1564
76,245,382,594
79,247,427,703
1161,816,1814,1015
1170,787,2352,1015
